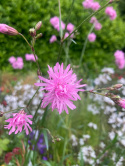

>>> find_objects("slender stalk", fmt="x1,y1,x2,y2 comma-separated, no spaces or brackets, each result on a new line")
27,87,40,108
58,0,75,62
19,33,31,48
63,0,75,38
31,46,42,75
79,24,94,66
4,107,25,114
58,0,63,39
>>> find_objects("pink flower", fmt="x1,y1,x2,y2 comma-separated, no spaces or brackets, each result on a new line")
35,63,86,114
49,35,57,43
4,110,33,135
82,0,93,9
50,16,65,31
88,33,96,42
25,54,38,62
8,56,24,69
105,6,117,20
0,24,18,35
8,56,16,64
114,50,125,69
64,32,69,39
118,99,125,108
90,16,97,24
17,57,23,62
67,23,74,33
91,2,100,11
94,22,102,30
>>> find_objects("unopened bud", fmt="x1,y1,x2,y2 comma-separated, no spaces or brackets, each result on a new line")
29,28,36,37
0,24,19,35
112,84,123,89
0,111,4,117
37,70,42,76
56,138,61,142
109,0,113,3
35,21,42,31
36,33,43,39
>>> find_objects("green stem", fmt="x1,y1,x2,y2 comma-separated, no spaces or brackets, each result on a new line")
58,0,63,39
19,33,32,48
4,107,25,114
27,87,40,108
79,24,94,66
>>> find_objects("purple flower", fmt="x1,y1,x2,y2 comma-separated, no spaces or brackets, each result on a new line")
35,63,86,114
42,156,48,161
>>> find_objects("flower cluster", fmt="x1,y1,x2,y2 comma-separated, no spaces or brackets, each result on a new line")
82,0,100,11
114,50,125,69
9,56,24,69
50,16,75,43
35,62,86,114
50,16,65,31
105,6,117,20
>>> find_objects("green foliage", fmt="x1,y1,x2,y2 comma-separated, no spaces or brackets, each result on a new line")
0,138,9,155
0,0,125,75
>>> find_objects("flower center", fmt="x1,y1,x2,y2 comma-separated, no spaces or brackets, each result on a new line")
55,83,68,96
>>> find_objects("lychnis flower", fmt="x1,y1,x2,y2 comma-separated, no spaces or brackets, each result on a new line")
4,110,33,135
35,63,86,114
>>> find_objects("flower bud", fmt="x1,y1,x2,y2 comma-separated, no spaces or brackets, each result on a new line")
12,147,21,155
29,28,36,37
0,24,19,35
37,69,42,76
35,21,42,31
36,33,43,39
112,84,123,89
56,138,61,142
0,111,4,117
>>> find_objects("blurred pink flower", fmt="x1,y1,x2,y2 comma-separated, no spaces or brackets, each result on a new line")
50,35,57,43
25,54,38,62
94,22,102,30
64,32,69,39
67,23,74,33
90,16,97,24
50,16,65,31
82,0,93,9
8,56,24,69
8,56,16,64
88,33,96,42
0,24,18,35
4,110,33,135
105,6,117,20
35,63,86,114
91,2,100,11
118,99,125,108
114,50,125,69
